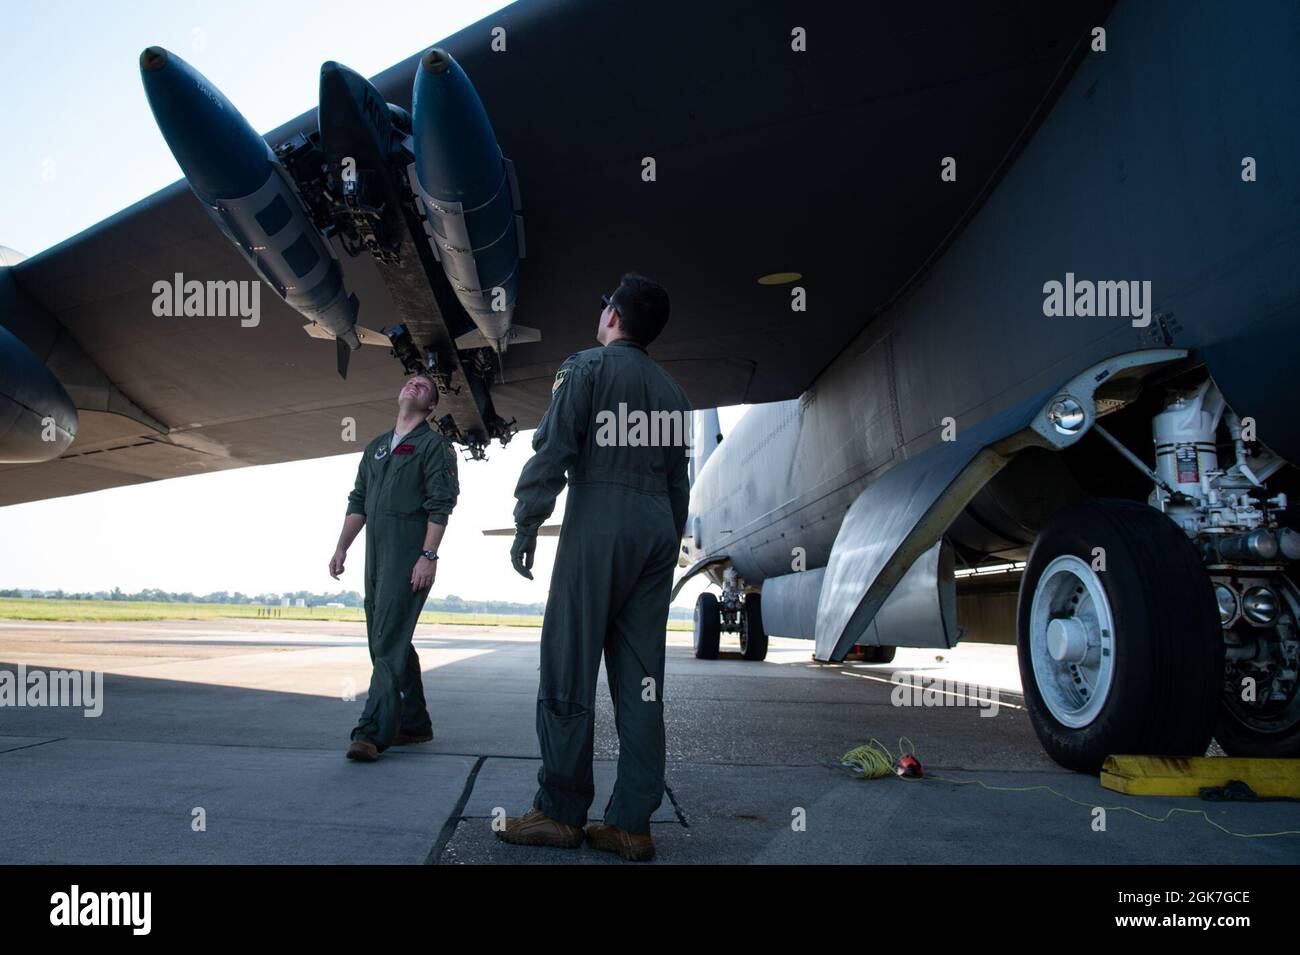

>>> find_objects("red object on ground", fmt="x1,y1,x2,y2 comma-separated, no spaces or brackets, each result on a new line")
896,754,923,778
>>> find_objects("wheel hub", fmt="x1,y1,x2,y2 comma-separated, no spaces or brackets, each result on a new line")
1046,616,1089,663
1029,555,1116,728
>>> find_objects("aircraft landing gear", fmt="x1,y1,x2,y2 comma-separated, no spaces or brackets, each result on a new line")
693,568,768,661
1019,377,1298,771
693,592,720,660
1214,574,1300,756
739,593,768,661
1017,498,1221,773
846,645,897,664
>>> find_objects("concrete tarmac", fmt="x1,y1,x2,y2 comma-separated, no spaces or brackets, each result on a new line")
0,619,1296,864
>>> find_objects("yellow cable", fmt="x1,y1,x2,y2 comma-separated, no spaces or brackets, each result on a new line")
840,740,895,778
840,737,1300,839
840,736,916,779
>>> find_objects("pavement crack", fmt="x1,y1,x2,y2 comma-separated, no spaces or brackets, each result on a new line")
0,737,65,755
425,754,487,865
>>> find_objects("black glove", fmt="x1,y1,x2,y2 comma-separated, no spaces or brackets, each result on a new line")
511,530,537,580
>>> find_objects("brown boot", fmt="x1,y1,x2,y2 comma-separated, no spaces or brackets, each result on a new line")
496,809,584,849
392,730,433,746
585,822,655,861
346,739,379,762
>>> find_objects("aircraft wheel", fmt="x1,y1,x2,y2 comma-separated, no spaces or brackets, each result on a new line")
693,592,721,660
1214,577,1300,757
740,594,768,661
847,644,895,663
1017,498,1221,773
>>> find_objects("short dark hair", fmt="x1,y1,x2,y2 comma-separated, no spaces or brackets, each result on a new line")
610,273,670,346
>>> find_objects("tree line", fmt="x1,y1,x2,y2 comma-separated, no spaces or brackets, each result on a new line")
0,587,694,619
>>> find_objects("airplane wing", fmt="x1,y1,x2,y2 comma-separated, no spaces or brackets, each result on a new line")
0,0,1111,506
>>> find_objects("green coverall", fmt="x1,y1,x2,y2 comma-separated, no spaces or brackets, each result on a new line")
347,421,459,750
514,339,692,834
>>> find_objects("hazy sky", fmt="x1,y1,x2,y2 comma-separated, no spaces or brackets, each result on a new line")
0,0,745,606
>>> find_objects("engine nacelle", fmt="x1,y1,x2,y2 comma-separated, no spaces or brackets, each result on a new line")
0,321,76,463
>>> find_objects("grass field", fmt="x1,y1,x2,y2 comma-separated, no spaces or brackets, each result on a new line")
0,597,693,630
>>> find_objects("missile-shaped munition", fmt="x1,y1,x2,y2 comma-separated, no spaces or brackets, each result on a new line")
140,47,362,374
411,48,530,352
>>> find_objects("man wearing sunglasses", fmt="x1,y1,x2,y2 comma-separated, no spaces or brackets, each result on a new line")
500,273,691,861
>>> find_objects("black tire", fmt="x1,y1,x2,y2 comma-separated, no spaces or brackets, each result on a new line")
1016,498,1222,773
693,592,721,660
1215,580,1300,756
1216,703,1300,757
740,594,768,661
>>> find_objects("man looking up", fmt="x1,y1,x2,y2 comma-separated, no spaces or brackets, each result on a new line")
500,273,691,861
330,374,458,761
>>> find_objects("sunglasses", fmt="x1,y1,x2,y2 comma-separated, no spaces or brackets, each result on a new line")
601,293,618,313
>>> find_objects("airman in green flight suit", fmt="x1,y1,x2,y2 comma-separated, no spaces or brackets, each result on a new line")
498,274,691,861
330,374,459,761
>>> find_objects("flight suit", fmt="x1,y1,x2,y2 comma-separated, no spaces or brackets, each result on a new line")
514,339,691,834
346,420,459,750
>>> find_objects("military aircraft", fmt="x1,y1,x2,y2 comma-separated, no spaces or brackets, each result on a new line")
673,2,1300,772
1,0,1296,771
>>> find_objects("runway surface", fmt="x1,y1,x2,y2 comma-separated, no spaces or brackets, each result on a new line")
0,619,1296,864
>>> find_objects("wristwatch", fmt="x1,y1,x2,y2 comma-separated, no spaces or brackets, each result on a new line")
421,549,439,561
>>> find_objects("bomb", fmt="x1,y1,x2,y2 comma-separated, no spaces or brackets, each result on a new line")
411,47,529,352
140,47,362,375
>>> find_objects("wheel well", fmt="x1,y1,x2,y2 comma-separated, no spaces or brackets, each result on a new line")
952,365,1298,567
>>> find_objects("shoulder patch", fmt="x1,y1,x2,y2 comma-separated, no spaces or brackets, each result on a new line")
552,367,570,395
